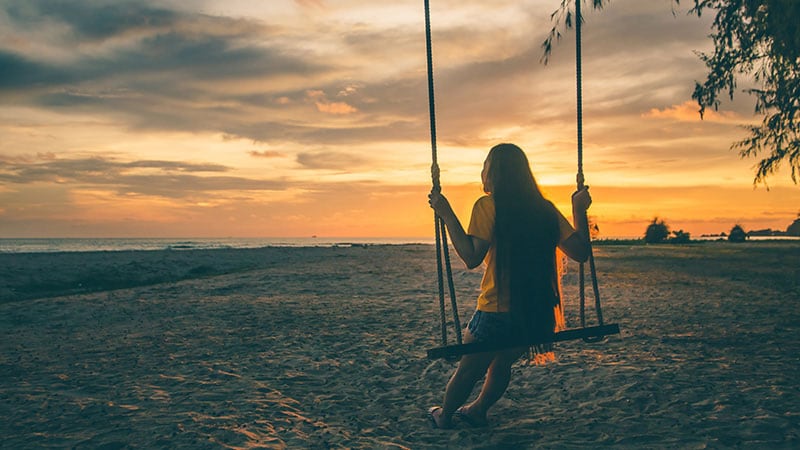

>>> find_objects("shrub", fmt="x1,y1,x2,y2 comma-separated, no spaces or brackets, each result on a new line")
644,217,670,243
669,229,691,243
728,224,748,242
787,215,800,237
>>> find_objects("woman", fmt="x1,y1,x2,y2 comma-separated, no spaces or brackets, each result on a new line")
427,143,592,429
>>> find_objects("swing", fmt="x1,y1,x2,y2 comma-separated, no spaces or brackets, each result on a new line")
424,0,620,360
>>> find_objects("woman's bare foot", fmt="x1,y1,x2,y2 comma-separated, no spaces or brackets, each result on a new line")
427,406,453,429
454,405,489,427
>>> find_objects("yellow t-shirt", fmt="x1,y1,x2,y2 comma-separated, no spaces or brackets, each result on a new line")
467,195,576,312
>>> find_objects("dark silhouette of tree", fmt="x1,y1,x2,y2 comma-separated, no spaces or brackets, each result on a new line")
787,213,800,236
669,229,692,243
645,217,670,243
542,0,800,185
690,0,800,185
728,224,748,242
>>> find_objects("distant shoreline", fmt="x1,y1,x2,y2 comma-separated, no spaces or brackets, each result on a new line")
1,235,798,254
0,237,432,254
593,236,800,245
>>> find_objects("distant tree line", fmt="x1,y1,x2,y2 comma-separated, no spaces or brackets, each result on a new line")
644,217,692,244
643,214,800,243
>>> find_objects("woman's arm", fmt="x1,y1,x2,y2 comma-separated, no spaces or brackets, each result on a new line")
428,189,490,269
559,187,592,263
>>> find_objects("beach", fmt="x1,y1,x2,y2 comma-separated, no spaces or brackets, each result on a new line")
1,242,799,449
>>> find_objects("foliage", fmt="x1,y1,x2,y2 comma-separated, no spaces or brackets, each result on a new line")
645,217,670,243
542,0,800,185
728,224,748,242
787,214,800,236
540,0,606,64
669,229,692,243
687,0,800,185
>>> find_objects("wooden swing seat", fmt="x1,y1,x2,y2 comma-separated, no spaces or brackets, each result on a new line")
426,323,620,359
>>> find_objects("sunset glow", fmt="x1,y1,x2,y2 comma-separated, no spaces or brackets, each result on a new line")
1,0,798,239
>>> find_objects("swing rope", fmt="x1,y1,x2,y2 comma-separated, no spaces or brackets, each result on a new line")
425,0,462,347
574,0,606,341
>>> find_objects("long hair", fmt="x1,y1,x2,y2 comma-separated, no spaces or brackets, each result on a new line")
487,143,560,342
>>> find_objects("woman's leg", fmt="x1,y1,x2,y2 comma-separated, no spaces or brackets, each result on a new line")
460,347,525,424
431,331,494,428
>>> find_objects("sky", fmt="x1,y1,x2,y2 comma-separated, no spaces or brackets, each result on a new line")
1,0,798,239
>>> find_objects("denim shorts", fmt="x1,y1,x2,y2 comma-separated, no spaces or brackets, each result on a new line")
467,310,515,343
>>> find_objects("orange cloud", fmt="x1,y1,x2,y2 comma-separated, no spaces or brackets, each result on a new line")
315,101,358,115
642,100,743,123
249,150,285,158
306,89,358,115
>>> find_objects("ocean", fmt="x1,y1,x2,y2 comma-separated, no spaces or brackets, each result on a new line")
0,237,432,254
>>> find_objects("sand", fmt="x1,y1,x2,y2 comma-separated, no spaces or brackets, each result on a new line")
1,242,799,449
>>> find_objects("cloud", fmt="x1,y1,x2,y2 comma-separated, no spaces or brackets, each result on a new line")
0,1,432,146
0,1,574,146
0,50,78,89
249,150,286,158
306,89,358,115
113,174,287,198
0,1,331,105
642,100,746,123
11,30,325,88
1,0,716,146
0,156,288,198
3,0,180,41
221,119,423,146
295,151,367,170
126,160,227,172
315,101,358,115
1,0,746,165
